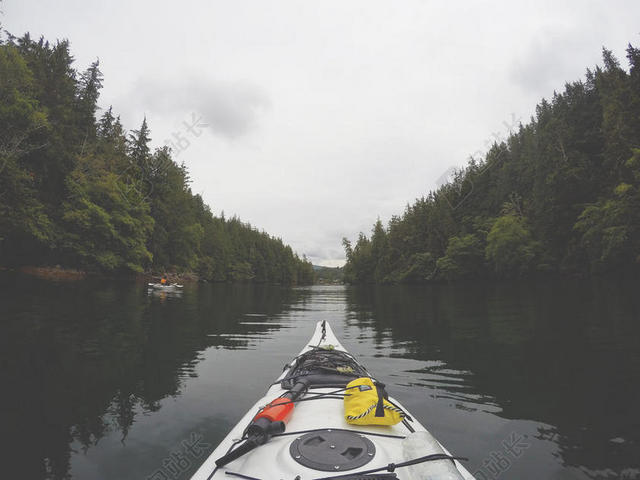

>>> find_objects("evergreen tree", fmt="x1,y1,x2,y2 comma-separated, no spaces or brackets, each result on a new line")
0,31,313,283
343,43,640,283
77,59,103,139
128,116,151,172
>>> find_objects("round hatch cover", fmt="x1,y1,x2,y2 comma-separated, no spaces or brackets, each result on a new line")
290,429,376,472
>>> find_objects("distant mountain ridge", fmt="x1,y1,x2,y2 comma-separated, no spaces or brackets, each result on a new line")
312,265,344,283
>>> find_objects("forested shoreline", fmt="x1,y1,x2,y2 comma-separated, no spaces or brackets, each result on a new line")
0,32,314,284
343,45,640,283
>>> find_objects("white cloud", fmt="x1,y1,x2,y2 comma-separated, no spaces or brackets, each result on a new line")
131,76,271,139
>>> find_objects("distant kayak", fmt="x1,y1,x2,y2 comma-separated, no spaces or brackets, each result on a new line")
190,320,474,480
147,282,183,290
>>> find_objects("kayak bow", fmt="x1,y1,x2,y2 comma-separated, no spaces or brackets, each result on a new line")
190,321,475,480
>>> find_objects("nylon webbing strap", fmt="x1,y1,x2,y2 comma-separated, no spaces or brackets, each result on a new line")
374,382,385,417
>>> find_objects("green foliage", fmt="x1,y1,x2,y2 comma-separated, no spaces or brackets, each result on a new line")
128,116,151,173
344,44,640,282
485,215,540,277
436,234,485,280
0,43,53,264
0,33,312,283
297,255,315,284
0,155,55,263
395,252,436,283
77,59,103,137
573,149,640,272
61,158,154,272
343,233,374,283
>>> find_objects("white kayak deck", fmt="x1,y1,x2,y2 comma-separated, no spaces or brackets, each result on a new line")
190,321,474,480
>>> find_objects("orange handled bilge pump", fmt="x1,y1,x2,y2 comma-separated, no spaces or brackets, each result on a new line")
215,379,310,468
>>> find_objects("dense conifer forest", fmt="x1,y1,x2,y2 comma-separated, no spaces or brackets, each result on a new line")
343,45,640,283
0,32,314,283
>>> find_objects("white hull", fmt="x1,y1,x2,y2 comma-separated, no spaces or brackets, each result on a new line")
191,321,474,480
148,283,183,291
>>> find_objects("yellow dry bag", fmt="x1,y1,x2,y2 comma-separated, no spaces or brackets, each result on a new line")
344,377,404,426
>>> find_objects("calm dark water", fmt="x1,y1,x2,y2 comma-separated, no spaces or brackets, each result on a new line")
1,273,639,480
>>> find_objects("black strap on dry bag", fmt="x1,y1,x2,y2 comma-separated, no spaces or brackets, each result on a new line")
374,381,387,417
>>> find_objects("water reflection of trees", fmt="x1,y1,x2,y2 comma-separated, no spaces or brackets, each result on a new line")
0,276,309,479
345,279,640,473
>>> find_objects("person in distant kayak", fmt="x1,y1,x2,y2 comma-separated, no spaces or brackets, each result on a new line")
160,274,168,285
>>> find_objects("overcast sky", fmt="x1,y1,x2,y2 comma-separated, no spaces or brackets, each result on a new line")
3,1,640,266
